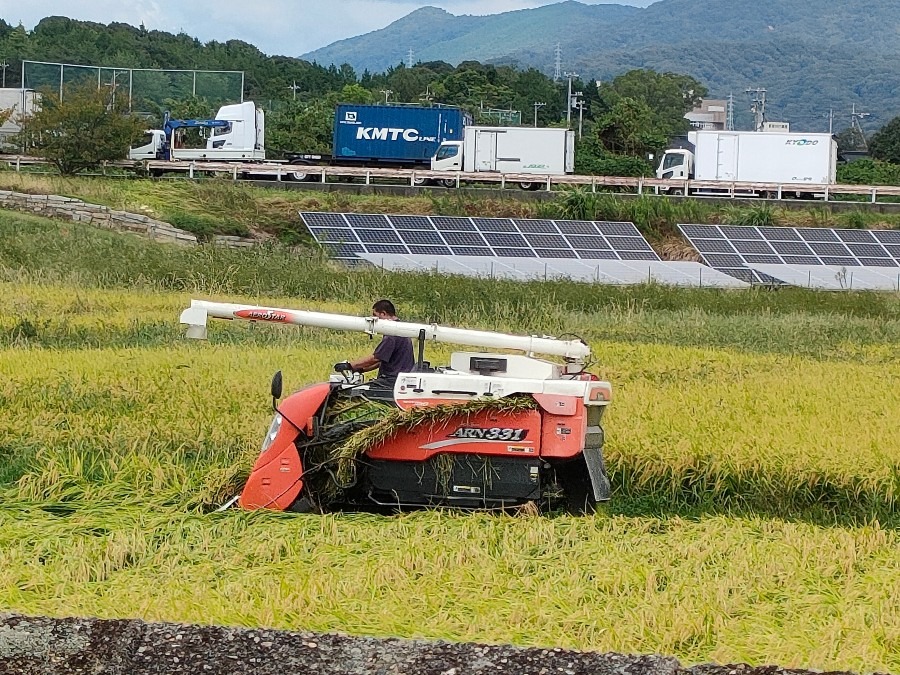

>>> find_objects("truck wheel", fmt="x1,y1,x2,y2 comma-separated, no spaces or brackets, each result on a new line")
287,169,309,182
439,178,458,189
518,181,540,191
412,176,431,187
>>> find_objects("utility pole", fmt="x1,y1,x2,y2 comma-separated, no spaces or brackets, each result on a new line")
0,61,7,89
745,87,767,131
288,81,302,101
533,101,546,127
726,92,735,131
564,72,578,129
827,108,834,134
380,89,393,104
575,98,585,139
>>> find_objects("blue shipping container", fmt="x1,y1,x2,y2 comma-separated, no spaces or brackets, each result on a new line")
333,104,470,165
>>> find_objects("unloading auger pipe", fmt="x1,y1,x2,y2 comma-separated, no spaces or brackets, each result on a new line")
179,299,591,361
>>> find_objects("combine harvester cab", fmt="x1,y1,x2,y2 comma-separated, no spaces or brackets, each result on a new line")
180,300,612,514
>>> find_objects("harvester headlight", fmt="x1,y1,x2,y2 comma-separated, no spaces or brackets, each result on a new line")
261,414,283,452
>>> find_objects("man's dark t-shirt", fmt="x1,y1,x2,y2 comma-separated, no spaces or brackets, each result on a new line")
373,333,416,380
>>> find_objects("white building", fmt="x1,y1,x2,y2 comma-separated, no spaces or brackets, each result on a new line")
685,99,727,130
0,88,38,150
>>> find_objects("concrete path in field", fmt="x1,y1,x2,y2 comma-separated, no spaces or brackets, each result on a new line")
0,613,862,675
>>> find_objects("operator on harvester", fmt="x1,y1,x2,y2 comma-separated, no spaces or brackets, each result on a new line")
334,299,415,391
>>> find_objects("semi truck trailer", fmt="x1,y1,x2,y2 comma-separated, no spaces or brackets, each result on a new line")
131,102,470,182
285,103,471,182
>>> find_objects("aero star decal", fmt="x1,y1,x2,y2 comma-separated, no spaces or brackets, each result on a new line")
234,309,291,322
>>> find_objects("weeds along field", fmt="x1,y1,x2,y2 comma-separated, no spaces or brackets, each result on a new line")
3,211,900,671
3,170,900,244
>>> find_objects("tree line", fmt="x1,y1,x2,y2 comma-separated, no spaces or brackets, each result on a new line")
3,16,900,179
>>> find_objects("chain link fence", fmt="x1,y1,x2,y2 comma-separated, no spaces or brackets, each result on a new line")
22,60,244,115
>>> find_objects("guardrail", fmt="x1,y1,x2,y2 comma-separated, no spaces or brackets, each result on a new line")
5,154,900,202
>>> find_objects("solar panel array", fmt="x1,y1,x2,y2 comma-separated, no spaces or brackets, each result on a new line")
358,254,749,289
679,224,900,284
302,212,660,262
748,264,900,291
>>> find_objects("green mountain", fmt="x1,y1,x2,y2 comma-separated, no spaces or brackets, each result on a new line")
302,0,900,132
303,3,640,74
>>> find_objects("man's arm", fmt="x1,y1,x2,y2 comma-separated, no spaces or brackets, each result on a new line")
349,354,380,373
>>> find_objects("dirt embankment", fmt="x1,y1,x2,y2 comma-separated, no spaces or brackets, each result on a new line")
0,613,868,675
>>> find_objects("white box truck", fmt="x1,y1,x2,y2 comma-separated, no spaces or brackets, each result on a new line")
657,130,838,198
432,126,575,189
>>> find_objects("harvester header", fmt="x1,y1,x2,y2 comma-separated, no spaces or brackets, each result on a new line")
179,300,591,363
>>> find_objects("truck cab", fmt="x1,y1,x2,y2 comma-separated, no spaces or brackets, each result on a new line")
431,141,463,172
129,130,166,161
657,149,693,181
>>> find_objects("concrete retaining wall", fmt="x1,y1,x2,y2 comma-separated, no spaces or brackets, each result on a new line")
0,190,259,249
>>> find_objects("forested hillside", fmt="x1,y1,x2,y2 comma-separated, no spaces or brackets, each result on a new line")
303,0,900,132
3,6,900,174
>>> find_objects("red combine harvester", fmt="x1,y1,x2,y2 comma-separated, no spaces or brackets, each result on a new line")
180,300,612,513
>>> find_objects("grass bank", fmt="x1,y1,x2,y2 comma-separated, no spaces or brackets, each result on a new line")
2,170,899,244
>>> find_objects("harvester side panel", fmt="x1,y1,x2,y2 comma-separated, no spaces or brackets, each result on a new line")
539,399,588,459
365,409,543,461
239,383,331,510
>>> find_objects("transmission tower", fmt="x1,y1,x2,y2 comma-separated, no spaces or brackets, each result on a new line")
850,103,871,150
746,87,767,131
554,43,562,82
407,48,415,69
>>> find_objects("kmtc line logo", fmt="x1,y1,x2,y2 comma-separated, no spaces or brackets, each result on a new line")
785,139,820,146
356,127,422,142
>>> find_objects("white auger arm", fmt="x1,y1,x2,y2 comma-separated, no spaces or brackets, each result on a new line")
179,299,591,362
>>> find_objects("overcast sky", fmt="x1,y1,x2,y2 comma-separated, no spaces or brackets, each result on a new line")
1,0,659,57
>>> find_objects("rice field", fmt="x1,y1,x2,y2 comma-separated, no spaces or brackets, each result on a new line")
3,212,900,672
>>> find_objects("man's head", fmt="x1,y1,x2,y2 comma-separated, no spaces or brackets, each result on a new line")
372,299,397,320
